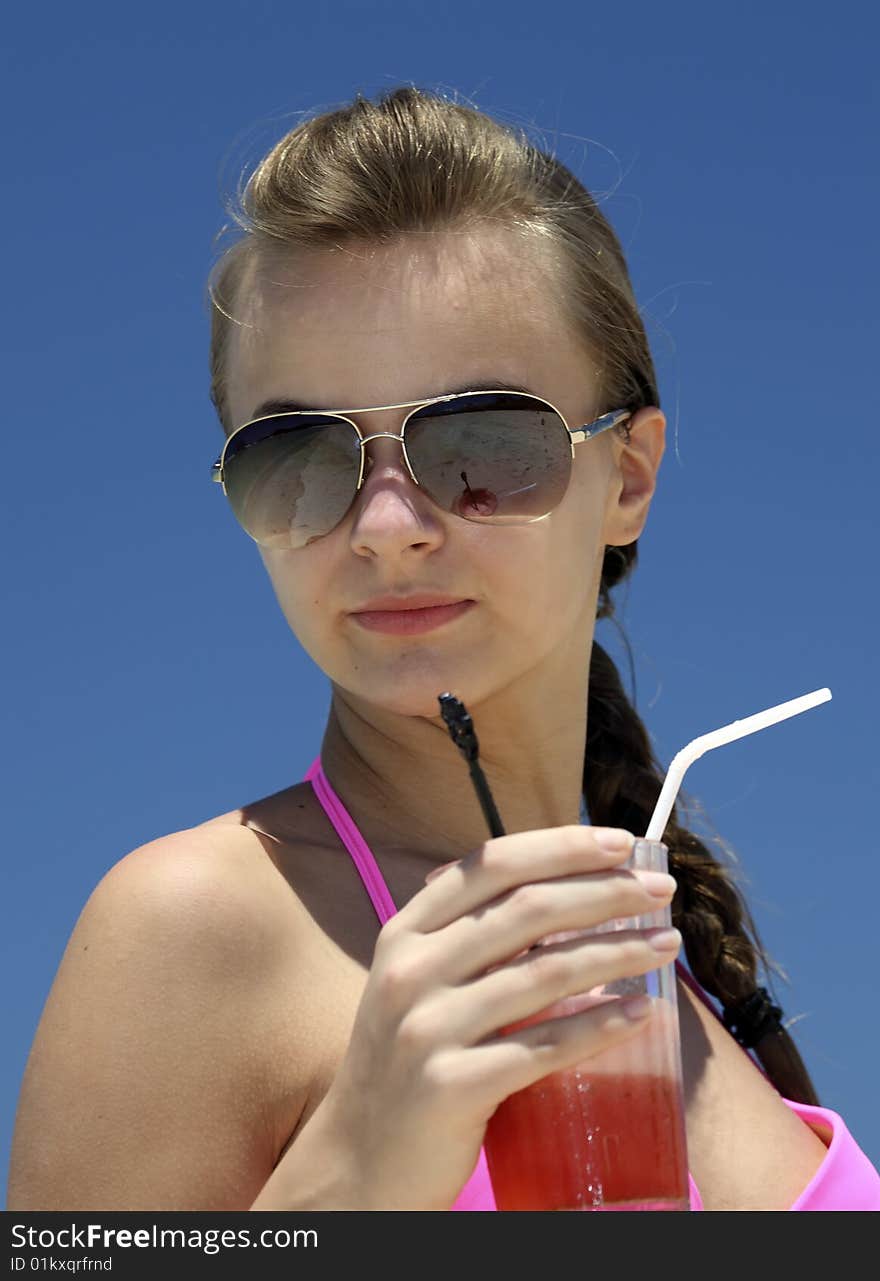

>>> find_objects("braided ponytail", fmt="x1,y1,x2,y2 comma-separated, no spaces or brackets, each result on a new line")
587,544,820,1105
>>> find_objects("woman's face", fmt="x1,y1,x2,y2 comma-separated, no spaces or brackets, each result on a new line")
223,227,660,720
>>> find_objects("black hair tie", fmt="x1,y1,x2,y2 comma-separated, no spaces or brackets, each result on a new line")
722,986,784,1049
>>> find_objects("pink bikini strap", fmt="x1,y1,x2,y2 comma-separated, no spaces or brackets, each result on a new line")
305,756,397,924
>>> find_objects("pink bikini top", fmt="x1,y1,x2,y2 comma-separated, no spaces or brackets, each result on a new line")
305,755,880,1211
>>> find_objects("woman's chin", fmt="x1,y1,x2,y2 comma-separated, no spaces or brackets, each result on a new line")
338,666,492,721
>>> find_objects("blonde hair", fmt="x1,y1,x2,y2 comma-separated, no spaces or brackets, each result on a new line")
206,85,818,1104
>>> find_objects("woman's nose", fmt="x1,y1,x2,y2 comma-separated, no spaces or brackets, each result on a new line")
345,429,445,551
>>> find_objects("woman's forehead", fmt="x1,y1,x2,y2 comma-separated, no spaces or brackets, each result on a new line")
225,230,594,423
233,226,564,334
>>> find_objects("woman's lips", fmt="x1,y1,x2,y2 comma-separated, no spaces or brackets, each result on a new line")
350,600,476,634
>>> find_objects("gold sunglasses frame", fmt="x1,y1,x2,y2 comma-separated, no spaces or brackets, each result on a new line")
210,389,633,534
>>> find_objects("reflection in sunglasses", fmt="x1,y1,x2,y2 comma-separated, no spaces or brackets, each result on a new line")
457,472,497,517
502,483,540,498
456,473,540,518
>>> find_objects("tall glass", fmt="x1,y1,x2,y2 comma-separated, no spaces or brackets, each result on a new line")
483,838,689,1211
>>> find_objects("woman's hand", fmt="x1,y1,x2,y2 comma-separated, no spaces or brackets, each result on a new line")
307,825,679,1210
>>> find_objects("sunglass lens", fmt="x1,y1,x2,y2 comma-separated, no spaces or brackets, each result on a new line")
221,418,360,548
404,398,571,523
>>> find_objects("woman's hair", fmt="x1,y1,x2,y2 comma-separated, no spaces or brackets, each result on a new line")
206,85,819,1105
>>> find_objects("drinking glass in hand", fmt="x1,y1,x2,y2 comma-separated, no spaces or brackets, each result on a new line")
483,838,689,1211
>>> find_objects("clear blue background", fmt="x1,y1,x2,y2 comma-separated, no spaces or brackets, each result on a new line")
3,0,878,1202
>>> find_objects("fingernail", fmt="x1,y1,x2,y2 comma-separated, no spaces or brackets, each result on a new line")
647,927,681,952
622,995,655,1020
594,828,634,854
425,860,460,884
640,871,677,898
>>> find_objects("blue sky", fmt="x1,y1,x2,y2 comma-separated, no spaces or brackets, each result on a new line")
3,0,878,1202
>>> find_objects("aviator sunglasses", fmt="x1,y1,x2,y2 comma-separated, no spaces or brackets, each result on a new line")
210,389,633,550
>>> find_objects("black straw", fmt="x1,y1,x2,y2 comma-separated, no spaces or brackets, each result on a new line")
438,693,506,839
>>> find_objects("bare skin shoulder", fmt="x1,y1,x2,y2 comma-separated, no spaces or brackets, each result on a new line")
676,971,829,1209
195,780,397,1167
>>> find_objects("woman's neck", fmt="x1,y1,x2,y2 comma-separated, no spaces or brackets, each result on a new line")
317,675,590,874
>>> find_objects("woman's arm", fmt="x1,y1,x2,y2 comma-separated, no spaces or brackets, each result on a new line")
6,835,301,1212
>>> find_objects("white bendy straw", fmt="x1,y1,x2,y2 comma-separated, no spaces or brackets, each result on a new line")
645,688,832,842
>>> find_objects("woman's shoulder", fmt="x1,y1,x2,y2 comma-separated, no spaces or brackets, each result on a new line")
85,805,323,1091
9,799,332,1210
190,778,391,959
676,973,830,1210
108,795,313,947
188,784,410,1164
111,791,361,1158
112,780,357,1000
141,778,334,900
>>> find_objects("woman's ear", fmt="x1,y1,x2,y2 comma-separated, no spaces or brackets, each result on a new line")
602,406,666,547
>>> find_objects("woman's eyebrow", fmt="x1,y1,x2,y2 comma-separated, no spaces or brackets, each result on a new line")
248,380,538,420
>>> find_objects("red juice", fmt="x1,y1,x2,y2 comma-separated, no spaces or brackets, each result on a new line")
484,1067,688,1210
483,992,689,1211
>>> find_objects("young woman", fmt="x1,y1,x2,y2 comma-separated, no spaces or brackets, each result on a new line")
8,87,879,1212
